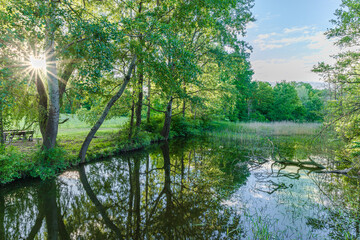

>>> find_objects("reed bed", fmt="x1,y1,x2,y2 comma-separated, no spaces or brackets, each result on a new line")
210,121,322,138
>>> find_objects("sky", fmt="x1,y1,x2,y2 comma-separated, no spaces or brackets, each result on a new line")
245,0,342,83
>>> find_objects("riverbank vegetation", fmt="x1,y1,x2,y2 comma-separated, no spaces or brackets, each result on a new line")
313,0,360,174
2,1,360,239
0,1,326,184
0,0,359,186
0,0,255,182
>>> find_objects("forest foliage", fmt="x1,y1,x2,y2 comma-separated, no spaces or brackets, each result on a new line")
223,80,326,122
0,0,256,181
0,0,356,183
313,0,360,170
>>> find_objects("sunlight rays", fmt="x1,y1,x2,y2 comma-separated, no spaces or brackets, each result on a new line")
29,55,46,70
15,50,66,88
4,40,77,91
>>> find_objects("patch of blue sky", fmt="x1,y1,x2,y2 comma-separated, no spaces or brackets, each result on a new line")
245,0,342,83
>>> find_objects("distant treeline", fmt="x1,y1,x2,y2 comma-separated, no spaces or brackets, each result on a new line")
226,81,326,122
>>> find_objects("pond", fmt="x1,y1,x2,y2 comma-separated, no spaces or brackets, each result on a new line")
0,135,359,239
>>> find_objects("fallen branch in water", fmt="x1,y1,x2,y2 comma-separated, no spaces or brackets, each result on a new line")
276,158,326,170
315,168,353,175
267,137,326,170
277,160,325,172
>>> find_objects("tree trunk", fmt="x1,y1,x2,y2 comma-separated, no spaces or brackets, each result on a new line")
145,155,149,217
180,152,185,195
128,97,135,140
79,56,136,162
182,100,186,118
161,97,173,140
26,184,47,240
57,209,70,240
127,158,134,238
36,75,48,138
146,78,151,124
193,104,196,120
135,72,143,128
43,4,60,150
247,99,252,121
0,101,4,145
26,211,44,240
161,142,171,194
182,85,186,117
135,46,144,128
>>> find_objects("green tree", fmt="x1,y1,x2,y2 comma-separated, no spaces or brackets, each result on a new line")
254,81,275,121
295,83,324,122
313,0,360,168
270,82,305,121
1,0,122,152
144,0,254,138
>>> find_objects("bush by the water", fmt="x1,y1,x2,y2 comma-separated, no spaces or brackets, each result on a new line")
29,146,70,180
0,146,30,184
0,145,71,183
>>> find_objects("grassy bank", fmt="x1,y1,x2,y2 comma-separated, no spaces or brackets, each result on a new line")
2,115,136,184
56,114,128,160
1,117,325,184
1,114,203,184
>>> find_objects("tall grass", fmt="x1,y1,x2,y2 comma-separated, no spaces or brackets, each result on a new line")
209,121,322,139
239,121,321,135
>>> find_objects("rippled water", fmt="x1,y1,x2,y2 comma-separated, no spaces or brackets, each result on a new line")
0,136,358,239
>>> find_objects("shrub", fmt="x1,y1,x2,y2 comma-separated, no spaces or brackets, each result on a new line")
117,130,152,151
29,146,69,180
171,116,205,137
0,146,29,184
142,114,163,133
197,114,216,131
132,131,152,147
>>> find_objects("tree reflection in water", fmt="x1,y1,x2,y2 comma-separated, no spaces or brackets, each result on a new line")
0,139,248,239
0,137,358,239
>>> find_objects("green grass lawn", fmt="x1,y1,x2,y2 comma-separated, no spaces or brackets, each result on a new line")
56,114,128,157
55,114,127,138
11,114,128,159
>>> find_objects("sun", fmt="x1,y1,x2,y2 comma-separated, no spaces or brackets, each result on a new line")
29,56,46,70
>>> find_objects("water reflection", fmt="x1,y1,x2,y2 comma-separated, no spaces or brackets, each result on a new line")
306,174,360,239
0,137,359,239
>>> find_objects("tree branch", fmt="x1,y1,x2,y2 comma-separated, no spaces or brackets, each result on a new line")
143,103,166,113
61,37,88,54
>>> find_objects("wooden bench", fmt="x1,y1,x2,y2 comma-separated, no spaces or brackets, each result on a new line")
3,130,34,143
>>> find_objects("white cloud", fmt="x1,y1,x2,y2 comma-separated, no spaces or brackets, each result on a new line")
251,32,340,82
255,32,325,50
247,22,258,30
284,26,311,34
254,33,282,50
253,26,326,51
252,58,319,82
257,32,277,39
250,26,342,82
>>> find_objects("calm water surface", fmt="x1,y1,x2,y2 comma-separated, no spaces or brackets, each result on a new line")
0,136,358,239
